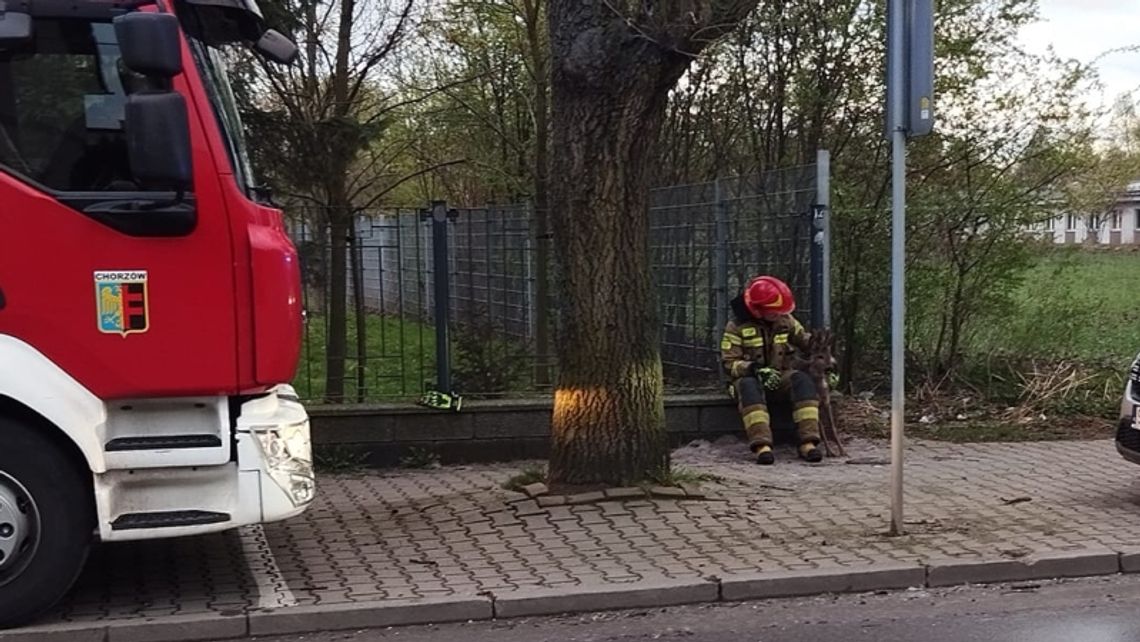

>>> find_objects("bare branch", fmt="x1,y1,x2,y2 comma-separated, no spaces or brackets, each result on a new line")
354,159,468,210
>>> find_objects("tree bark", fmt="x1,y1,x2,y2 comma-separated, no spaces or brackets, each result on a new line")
546,1,753,486
547,83,673,483
544,0,761,485
323,0,355,403
524,0,553,387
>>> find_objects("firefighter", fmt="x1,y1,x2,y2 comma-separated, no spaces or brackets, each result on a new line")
720,275,826,465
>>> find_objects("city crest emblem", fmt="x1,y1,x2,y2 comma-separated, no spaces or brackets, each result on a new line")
95,271,149,336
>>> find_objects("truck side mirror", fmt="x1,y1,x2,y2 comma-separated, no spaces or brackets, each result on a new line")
125,93,193,191
0,11,32,49
113,11,193,192
113,12,182,77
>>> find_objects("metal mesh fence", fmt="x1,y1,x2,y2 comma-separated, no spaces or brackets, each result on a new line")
649,164,819,388
290,159,825,404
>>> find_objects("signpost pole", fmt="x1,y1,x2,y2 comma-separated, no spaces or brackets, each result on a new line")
887,0,908,538
886,0,933,537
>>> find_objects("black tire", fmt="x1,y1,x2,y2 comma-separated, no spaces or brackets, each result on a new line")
0,415,94,628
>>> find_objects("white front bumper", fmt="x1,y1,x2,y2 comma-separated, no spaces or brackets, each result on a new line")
235,384,316,523
96,385,316,542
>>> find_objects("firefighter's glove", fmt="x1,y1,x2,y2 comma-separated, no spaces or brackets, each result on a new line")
751,365,782,390
418,390,463,412
827,372,840,390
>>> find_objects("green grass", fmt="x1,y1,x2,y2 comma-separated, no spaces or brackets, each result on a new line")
399,446,441,469
314,444,370,473
644,465,724,487
502,465,547,491
293,250,1136,406
971,249,1139,364
294,314,437,403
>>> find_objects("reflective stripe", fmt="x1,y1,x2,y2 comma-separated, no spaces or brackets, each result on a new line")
793,406,820,422
721,339,733,350
743,338,764,348
774,333,789,344
743,409,770,427
741,327,758,337
723,333,743,346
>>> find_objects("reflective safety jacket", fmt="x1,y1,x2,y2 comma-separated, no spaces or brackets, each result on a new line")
720,294,811,380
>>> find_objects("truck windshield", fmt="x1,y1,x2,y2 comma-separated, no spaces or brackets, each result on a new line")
187,38,258,198
0,19,142,192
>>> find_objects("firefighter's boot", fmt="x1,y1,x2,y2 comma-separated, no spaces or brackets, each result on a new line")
755,445,775,466
799,442,822,463
735,377,773,461
789,372,823,463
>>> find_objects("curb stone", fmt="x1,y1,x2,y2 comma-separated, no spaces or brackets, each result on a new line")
0,548,1131,642
1119,547,1140,573
248,595,493,637
926,548,1120,588
0,622,108,642
107,612,248,642
721,563,927,601
492,578,719,619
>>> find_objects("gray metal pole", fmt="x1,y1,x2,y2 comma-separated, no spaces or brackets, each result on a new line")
888,0,907,537
430,201,452,392
816,149,832,328
714,178,730,383
810,208,824,330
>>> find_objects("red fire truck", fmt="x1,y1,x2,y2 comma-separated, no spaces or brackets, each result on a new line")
0,0,313,626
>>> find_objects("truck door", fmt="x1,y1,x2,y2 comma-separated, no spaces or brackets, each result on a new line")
0,15,239,399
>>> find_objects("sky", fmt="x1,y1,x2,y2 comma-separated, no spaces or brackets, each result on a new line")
1018,0,1140,112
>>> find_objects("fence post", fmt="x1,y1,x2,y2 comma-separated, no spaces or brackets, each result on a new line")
812,150,832,329
427,201,453,392
714,178,730,384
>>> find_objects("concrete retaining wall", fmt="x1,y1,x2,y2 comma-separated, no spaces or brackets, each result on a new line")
308,394,808,467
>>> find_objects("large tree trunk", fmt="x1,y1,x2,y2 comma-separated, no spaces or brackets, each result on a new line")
547,85,670,485
323,0,355,404
546,0,760,486
524,0,553,387
547,10,680,487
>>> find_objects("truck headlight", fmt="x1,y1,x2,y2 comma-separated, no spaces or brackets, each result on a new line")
252,423,315,507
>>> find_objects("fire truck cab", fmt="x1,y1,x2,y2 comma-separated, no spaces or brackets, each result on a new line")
0,0,313,626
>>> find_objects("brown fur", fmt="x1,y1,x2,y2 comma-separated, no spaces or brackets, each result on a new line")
793,328,846,457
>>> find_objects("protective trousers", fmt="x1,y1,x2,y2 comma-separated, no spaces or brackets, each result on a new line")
735,371,822,450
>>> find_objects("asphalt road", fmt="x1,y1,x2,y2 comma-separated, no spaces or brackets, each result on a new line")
248,574,1140,642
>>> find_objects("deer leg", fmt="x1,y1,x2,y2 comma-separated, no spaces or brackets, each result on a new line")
815,386,844,457
820,394,847,457
811,376,838,457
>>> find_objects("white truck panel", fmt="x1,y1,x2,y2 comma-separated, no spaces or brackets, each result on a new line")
0,334,107,472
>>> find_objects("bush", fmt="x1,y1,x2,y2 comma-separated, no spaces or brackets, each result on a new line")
451,307,533,398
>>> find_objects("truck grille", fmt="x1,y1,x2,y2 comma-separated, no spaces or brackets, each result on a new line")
1117,420,1140,452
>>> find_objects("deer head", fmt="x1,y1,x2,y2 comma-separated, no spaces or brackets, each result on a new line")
797,328,836,376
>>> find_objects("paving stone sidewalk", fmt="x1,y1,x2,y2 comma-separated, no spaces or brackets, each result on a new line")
18,435,1140,633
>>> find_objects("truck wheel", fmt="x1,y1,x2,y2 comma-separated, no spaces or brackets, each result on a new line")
0,417,94,628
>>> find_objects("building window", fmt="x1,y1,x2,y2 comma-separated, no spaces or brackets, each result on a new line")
1066,214,1077,231
1136,209,1140,231
1111,211,1123,230
1045,217,1055,231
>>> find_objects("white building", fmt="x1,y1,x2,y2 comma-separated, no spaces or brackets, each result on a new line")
1038,182,1140,245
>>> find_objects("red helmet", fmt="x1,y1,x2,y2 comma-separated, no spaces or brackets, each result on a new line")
743,276,795,317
